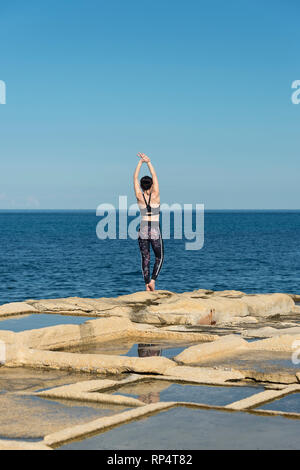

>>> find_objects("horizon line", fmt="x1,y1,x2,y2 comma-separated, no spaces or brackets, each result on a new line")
0,208,300,212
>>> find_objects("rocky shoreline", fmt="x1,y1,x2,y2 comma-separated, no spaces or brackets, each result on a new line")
0,288,299,324
0,288,300,450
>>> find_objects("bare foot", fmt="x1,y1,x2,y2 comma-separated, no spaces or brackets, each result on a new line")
146,284,151,291
148,279,155,291
211,308,216,325
198,309,216,325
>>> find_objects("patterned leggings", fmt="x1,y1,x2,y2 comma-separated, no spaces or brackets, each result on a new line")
138,222,164,285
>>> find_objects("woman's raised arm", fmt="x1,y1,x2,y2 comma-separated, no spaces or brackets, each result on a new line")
133,158,143,201
137,153,159,195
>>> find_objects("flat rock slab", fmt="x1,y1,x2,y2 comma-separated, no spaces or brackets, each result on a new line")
164,366,245,385
15,316,136,350
288,294,300,303
0,440,51,451
243,326,300,339
7,346,176,376
132,292,295,325
0,330,16,345
1,314,217,351
0,302,38,317
174,335,249,365
185,349,300,384
244,369,299,385
0,290,295,328
248,334,300,352
238,294,294,318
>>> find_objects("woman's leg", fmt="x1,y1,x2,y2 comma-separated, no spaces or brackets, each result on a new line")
149,227,164,289
138,235,151,286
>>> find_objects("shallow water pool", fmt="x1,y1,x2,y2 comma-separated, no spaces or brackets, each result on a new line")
0,392,129,440
60,406,300,450
111,381,263,406
195,350,300,374
0,314,96,332
259,392,300,414
62,340,196,359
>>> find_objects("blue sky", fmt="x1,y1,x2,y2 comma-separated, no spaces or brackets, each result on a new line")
0,0,299,209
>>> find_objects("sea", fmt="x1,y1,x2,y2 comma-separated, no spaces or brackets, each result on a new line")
0,210,299,305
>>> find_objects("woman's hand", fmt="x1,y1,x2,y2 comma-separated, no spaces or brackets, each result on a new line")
137,152,150,163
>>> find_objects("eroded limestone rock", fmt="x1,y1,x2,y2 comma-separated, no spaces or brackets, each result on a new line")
174,335,249,365
27,297,130,316
243,326,300,339
248,334,300,352
218,316,258,327
2,315,216,352
6,346,176,376
291,305,300,314
0,290,296,328
0,330,16,345
240,293,294,318
211,290,245,298
163,365,245,384
16,316,136,350
131,297,250,326
244,369,299,385
287,294,300,303
0,440,51,451
129,292,295,326
0,302,38,317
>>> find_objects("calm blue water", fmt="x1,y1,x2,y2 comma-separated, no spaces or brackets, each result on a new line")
0,314,96,332
113,383,263,406
0,210,299,305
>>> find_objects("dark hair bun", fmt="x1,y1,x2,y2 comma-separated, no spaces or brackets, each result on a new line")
140,176,153,190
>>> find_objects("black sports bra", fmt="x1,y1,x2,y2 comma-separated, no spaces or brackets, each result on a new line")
140,192,160,217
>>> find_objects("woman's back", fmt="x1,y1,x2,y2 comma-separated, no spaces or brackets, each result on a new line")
138,191,160,222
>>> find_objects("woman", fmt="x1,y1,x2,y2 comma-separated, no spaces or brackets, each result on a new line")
134,153,164,291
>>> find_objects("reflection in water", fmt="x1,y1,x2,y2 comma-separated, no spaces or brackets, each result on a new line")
138,344,162,404
137,344,162,358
